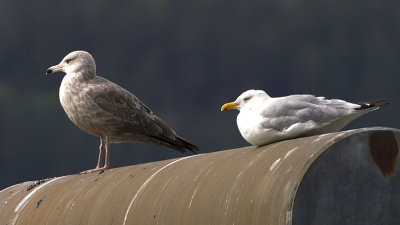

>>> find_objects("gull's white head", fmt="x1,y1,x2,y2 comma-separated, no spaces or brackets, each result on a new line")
221,89,270,111
46,50,96,78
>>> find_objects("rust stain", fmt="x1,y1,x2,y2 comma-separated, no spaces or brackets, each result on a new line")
369,131,399,177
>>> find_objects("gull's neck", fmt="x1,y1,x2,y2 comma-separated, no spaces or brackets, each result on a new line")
66,70,96,82
59,71,95,103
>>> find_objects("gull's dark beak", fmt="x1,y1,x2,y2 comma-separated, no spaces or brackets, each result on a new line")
46,65,63,75
46,68,53,74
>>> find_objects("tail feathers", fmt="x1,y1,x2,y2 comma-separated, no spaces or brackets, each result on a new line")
356,99,390,110
150,135,199,155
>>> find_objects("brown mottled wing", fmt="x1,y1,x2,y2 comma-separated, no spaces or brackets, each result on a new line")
85,77,198,153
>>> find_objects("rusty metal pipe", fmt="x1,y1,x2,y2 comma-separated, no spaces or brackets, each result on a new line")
1,127,399,225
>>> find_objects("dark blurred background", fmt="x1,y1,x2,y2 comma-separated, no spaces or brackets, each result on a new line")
1,0,399,189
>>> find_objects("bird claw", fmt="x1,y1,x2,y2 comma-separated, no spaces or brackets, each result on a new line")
79,167,107,174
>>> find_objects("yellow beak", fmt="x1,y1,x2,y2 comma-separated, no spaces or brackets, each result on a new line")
221,102,239,111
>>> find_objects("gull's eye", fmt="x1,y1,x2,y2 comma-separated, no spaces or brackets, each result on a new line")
65,58,73,64
243,97,252,102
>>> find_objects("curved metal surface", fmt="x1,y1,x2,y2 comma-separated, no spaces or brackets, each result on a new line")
293,129,400,225
0,127,398,225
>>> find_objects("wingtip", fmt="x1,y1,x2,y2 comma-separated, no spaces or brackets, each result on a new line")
356,99,391,110
177,136,199,155
184,141,200,155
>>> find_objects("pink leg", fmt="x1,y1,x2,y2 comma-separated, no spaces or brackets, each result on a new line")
96,139,105,168
103,140,111,169
80,138,110,174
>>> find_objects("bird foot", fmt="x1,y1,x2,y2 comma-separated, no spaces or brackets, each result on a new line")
80,166,108,174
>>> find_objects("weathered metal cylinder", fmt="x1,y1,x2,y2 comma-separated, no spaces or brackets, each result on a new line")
1,127,399,225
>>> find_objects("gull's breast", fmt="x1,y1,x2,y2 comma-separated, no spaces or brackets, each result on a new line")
59,76,104,137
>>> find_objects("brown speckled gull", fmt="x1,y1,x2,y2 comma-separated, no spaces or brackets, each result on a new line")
46,50,198,173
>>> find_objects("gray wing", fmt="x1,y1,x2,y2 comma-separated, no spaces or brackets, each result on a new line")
260,95,357,132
